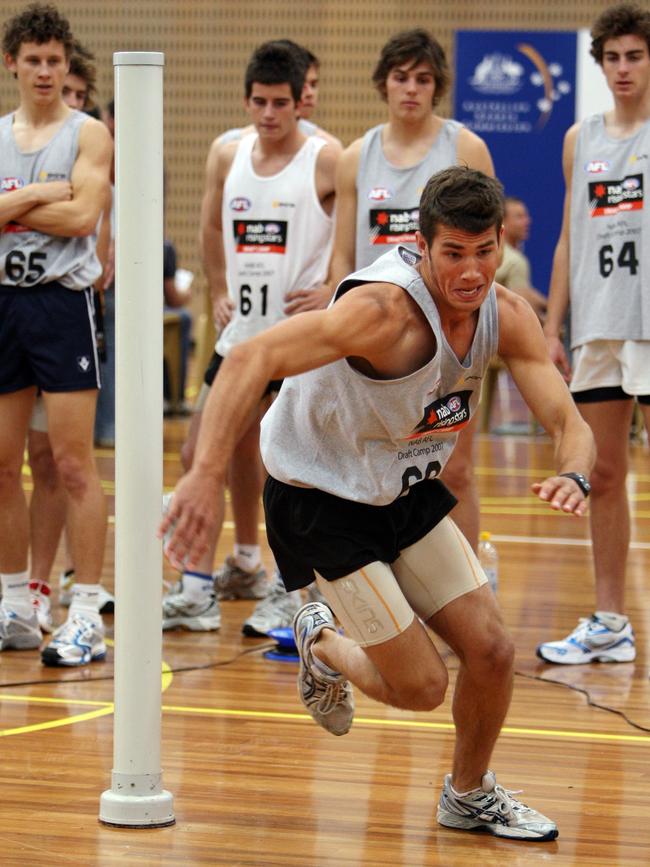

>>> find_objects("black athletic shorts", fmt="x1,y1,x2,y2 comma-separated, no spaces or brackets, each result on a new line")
203,350,282,397
263,476,458,591
573,385,650,404
0,282,100,394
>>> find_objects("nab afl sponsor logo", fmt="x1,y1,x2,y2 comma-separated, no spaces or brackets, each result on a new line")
622,177,640,191
1,177,25,192
406,390,472,440
585,160,610,174
447,396,462,413
230,197,251,212
368,187,392,201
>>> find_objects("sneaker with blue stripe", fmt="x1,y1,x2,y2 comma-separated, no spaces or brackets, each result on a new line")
292,602,354,736
41,613,106,667
437,771,558,842
536,614,635,664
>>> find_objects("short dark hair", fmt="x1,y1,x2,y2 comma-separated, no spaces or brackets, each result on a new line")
372,29,449,107
244,42,305,103
419,166,504,246
590,4,650,64
68,39,96,106
2,3,74,59
271,39,318,72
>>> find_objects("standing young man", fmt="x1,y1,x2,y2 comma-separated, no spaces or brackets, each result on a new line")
0,4,112,665
538,3,650,665
161,42,336,631
162,167,595,842
494,196,546,319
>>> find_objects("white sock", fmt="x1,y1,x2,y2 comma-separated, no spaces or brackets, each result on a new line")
595,610,628,631
233,545,261,573
1,571,33,617
182,571,214,603
70,583,102,622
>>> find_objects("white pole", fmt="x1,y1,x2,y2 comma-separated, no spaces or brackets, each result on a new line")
99,51,174,828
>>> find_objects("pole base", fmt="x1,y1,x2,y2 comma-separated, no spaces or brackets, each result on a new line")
99,788,175,828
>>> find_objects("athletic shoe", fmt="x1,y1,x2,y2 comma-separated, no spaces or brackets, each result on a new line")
437,771,559,842
292,602,354,736
536,615,636,664
0,602,42,651
214,556,269,600
41,613,106,666
59,570,115,614
242,572,301,636
30,581,54,633
162,591,221,631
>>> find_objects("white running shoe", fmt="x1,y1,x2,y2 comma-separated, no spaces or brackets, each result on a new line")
41,613,106,666
437,771,559,841
536,615,636,664
242,572,301,636
214,556,269,600
162,591,221,631
292,602,354,736
0,602,42,650
59,571,114,614
30,581,54,633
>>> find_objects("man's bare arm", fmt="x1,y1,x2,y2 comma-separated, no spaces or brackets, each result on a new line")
18,119,112,237
0,179,72,229
498,287,595,514
543,123,579,380
327,138,362,290
199,137,235,329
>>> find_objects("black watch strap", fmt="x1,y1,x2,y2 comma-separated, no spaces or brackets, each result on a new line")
559,472,591,497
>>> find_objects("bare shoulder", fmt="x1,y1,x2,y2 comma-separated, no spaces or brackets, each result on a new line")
456,126,494,174
78,115,112,155
333,280,412,335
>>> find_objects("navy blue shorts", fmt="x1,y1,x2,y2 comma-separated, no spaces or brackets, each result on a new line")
0,282,101,394
203,350,282,397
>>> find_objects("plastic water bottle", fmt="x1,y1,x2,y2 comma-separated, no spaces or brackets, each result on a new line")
478,531,498,593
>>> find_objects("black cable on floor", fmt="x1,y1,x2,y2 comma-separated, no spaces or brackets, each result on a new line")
514,669,650,734
0,642,275,689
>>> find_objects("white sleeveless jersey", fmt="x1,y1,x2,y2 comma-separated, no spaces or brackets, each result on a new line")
217,133,334,355
569,114,650,346
354,120,462,270
218,118,318,146
260,246,499,506
0,110,101,290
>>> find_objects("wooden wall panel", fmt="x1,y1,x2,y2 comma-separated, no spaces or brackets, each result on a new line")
0,0,604,302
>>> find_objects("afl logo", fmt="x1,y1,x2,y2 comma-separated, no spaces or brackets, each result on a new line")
230,197,251,212
447,396,461,412
622,177,640,191
1,176,25,192
368,187,393,201
585,160,610,174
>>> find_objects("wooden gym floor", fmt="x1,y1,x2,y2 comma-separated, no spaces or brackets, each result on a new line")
1,375,649,866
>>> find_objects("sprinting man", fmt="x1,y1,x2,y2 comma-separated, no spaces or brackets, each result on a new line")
162,166,595,842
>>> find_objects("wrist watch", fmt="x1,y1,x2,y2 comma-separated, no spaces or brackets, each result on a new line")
559,472,591,497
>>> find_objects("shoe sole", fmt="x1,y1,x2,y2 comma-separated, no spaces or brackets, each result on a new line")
536,646,636,665
41,647,106,667
437,812,559,842
162,617,221,631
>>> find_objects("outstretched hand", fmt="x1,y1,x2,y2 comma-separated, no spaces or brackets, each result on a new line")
531,476,588,516
159,470,222,570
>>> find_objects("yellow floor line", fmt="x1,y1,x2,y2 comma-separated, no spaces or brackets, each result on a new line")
1,691,647,744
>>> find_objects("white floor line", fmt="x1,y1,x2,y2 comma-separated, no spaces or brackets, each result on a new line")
492,533,650,550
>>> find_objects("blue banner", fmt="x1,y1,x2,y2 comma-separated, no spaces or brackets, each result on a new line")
454,31,577,294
